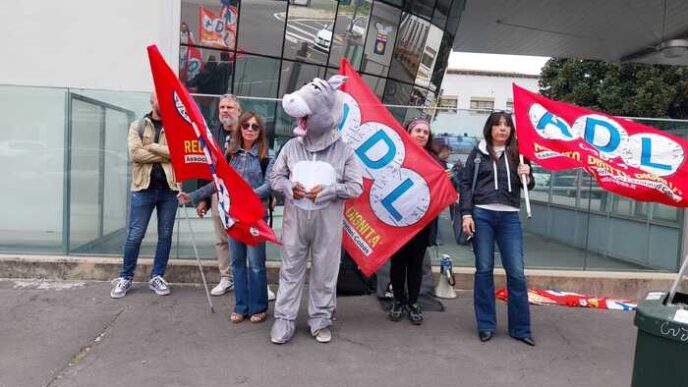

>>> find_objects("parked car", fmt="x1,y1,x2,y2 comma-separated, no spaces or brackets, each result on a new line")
314,23,333,51
346,16,368,38
289,0,311,6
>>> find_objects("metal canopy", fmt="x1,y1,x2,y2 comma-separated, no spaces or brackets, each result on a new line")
452,0,688,65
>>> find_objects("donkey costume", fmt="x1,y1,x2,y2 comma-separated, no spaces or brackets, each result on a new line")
269,76,363,344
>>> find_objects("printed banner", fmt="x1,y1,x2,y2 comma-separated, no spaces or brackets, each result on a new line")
338,58,458,276
147,45,278,245
496,288,637,311
513,84,688,207
199,6,237,49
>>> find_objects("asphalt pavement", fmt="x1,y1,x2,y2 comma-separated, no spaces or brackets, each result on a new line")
0,279,637,387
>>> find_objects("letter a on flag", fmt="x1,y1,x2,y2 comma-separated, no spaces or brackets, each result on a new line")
147,45,280,245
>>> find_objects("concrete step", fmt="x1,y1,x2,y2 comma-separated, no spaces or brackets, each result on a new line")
0,254,676,301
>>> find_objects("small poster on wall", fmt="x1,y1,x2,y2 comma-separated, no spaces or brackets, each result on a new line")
373,23,393,56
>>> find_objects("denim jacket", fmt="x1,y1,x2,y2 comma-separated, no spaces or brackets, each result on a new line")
189,144,275,207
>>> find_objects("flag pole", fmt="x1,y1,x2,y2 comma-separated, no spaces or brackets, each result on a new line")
519,154,532,218
178,185,215,314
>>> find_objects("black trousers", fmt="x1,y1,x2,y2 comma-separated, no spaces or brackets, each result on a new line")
390,227,430,304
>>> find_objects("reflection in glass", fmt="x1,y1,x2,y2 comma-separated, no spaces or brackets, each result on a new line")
361,1,400,78
282,0,337,65
530,165,551,202
328,0,372,69
362,73,387,99
234,55,280,98
410,0,436,20
279,60,326,97
237,0,286,57
389,13,430,84
414,25,442,90
551,169,580,207
431,0,451,29
446,0,465,35
183,47,234,96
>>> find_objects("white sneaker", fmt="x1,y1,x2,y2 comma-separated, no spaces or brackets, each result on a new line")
210,277,234,296
148,276,171,296
313,327,332,343
110,277,132,299
267,285,276,301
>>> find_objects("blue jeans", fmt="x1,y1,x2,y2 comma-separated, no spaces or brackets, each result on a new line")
472,207,531,338
229,237,268,316
119,187,178,280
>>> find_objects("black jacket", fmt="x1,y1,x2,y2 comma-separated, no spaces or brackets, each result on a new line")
459,141,534,217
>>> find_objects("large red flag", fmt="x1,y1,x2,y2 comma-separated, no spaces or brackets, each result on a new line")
147,45,279,245
337,58,458,276
513,84,688,207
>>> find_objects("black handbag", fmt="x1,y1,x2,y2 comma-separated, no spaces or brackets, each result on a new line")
452,154,481,245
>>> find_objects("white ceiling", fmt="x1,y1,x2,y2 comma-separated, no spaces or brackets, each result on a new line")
452,0,688,65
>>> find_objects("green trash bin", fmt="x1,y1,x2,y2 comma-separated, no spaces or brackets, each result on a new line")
632,291,688,387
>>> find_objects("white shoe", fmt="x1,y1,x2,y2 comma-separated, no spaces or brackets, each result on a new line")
148,276,171,296
313,327,332,343
267,285,276,301
211,277,234,296
110,277,132,299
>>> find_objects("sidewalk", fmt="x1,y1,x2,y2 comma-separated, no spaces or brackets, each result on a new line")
0,279,636,387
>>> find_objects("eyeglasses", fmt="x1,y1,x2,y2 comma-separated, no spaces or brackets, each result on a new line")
241,122,261,131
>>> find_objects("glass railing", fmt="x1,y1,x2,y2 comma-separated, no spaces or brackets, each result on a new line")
0,84,684,272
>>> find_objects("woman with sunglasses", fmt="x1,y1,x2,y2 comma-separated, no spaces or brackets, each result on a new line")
179,112,274,324
459,112,535,346
387,118,444,325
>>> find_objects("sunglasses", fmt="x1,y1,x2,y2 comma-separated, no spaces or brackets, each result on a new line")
241,122,261,131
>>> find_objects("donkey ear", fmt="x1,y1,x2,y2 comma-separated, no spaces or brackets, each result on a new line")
327,75,348,90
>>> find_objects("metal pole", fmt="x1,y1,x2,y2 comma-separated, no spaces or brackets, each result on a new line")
519,154,532,218
179,201,215,313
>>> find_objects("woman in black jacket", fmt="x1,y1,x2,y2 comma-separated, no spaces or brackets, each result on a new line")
459,112,536,346
387,118,443,325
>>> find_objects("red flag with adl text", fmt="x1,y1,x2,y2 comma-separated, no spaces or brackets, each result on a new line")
337,58,458,276
513,84,688,207
147,45,279,245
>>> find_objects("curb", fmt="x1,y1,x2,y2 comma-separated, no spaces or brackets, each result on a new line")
0,254,675,301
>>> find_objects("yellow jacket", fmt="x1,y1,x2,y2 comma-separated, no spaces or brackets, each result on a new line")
128,115,177,192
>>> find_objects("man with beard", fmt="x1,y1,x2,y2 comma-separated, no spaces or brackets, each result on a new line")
196,94,241,296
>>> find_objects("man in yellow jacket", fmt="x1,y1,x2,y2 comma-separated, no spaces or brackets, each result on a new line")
111,93,178,299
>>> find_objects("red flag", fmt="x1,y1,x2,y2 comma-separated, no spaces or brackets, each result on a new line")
147,45,279,245
337,58,458,276
199,7,226,48
513,84,688,207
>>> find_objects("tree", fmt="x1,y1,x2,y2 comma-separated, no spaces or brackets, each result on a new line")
539,58,688,119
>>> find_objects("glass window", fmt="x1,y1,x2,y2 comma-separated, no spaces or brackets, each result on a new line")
183,47,234,95
382,78,414,107
237,0,286,57
181,0,239,50
431,0,451,29
233,55,280,98
653,203,680,222
469,98,494,111
389,13,430,84
438,95,457,114
414,24,443,89
283,0,338,65
429,31,452,93
362,73,387,100
506,99,514,112
279,60,326,97
410,0,435,20
446,0,465,36
529,164,551,202
551,169,579,207
361,1,400,78
577,174,609,212
328,0,373,69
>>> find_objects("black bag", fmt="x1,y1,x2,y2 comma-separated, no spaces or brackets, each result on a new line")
337,250,376,296
452,154,481,245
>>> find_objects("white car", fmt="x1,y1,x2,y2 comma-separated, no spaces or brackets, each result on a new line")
314,24,333,51
347,16,368,38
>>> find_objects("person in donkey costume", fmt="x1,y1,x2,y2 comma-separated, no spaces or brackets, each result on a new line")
269,75,363,344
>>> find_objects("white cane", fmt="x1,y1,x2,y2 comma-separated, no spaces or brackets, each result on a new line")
178,184,215,313
519,154,532,218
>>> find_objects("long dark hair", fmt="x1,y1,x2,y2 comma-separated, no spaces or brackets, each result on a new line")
482,112,519,165
228,112,268,159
